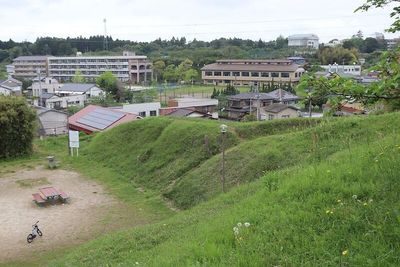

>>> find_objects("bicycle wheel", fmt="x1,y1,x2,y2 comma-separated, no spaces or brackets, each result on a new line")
27,234,34,243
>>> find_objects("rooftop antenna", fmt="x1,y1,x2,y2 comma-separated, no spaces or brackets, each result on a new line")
103,18,109,51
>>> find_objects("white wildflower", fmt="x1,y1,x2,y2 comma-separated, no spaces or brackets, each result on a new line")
244,222,250,227
233,226,239,235
352,195,358,200
237,222,242,227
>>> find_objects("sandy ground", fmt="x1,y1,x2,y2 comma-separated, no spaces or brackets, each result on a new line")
0,166,127,263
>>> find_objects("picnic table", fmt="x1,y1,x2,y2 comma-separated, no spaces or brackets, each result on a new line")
32,186,70,205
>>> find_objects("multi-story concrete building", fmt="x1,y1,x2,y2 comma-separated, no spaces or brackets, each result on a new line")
47,52,152,83
12,56,50,79
288,34,319,49
201,59,305,86
320,63,362,76
12,52,152,84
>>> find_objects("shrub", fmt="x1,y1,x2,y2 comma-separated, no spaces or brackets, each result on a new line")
0,96,36,158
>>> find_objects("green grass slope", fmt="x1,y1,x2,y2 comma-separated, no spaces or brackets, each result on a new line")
83,116,322,208
48,114,400,266
84,114,399,210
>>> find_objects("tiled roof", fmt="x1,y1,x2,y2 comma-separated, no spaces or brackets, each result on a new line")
228,89,300,101
59,83,97,93
13,55,51,61
202,62,300,72
263,103,299,113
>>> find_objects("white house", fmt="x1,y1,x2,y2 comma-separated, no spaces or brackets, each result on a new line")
320,64,362,76
122,102,161,117
0,78,22,95
288,34,319,49
56,83,103,99
31,77,61,97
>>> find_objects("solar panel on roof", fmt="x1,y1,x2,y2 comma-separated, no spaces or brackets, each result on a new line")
76,108,125,130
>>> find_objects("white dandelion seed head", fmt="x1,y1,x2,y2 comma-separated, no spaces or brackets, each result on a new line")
244,222,250,227
237,222,242,227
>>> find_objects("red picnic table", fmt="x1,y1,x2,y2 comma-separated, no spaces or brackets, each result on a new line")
32,186,70,205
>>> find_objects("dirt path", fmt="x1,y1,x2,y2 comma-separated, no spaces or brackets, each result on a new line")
0,166,134,263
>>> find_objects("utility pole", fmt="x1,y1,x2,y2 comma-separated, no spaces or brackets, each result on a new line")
37,69,42,107
220,124,228,193
103,18,109,51
256,83,260,121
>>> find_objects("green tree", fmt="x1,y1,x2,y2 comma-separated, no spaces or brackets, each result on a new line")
163,65,178,82
317,46,358,65
72,69,85,83
153,60,166,82
183,68,198,83
96,71,119,100
0,96,36,158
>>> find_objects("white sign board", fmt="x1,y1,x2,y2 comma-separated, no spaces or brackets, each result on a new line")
69,130,80,148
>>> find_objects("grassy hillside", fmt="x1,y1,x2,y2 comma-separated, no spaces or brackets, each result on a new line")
47,113,400,266
82,114,400,210
82,117,322,208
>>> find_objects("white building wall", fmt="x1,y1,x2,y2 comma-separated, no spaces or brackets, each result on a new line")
122,102,161,117
0,86,11,95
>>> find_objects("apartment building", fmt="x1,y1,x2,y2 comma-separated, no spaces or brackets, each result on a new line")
12,52,152,84
12,56,50,79
201,59,305,86
47,52,152,83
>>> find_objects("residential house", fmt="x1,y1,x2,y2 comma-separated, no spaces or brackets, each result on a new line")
68,105,139,134
201,59,304,86
0,77,23,95
30,77,61,97
263,103,300,120
122,102,161,117
35,106,68,136
167,97,218,114
226,89,300,120
164,108,211,118
288,34,319,49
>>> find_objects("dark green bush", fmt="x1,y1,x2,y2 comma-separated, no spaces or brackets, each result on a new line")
0,96,36,158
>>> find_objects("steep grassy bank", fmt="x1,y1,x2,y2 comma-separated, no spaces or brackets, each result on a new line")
83,114,399,209
48,121,400,266
82,117,323,208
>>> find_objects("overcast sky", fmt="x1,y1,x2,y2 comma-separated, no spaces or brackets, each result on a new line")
0,0,397,43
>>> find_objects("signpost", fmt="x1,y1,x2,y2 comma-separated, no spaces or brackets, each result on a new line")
68,130,79,156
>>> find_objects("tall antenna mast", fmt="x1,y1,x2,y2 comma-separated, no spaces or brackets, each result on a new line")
103,18,108,51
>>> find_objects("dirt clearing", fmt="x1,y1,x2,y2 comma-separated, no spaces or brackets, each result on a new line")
0,166,135,263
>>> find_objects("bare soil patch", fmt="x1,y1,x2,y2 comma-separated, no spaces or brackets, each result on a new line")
0,166,137,263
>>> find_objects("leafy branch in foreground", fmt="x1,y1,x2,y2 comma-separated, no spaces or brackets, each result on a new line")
297,47,400,111
355,0,400,33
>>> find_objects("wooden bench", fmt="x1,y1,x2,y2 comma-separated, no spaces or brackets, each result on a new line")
32,193,46,205
59,191,70,202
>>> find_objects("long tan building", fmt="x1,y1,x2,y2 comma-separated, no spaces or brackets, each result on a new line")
12,52,152,84
12,56,50,79
201,59,305,86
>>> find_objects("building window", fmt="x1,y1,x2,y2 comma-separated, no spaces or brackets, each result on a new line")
214,71,222,76
205,71,212,76
282,115,290,118
139,111,146,117
271,72,279,78
261,72,269,77
251,72,259,77
268,114,274,120
232,72,240,77
242,72,249,77
150,110,157,116
223,72,231,76
281,72,290,78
